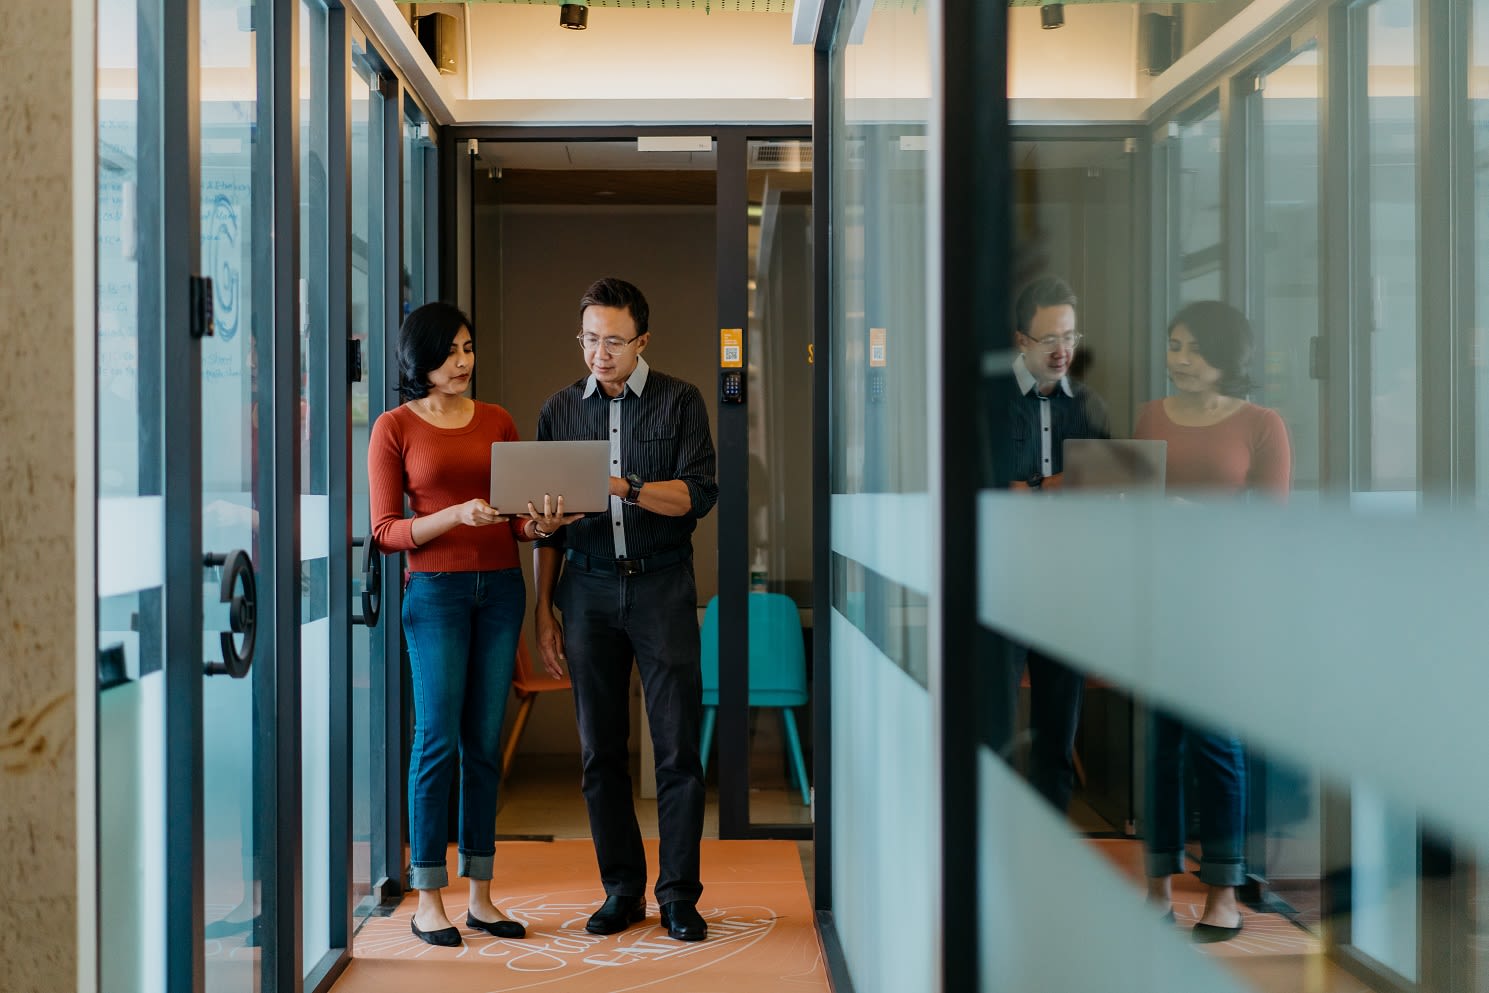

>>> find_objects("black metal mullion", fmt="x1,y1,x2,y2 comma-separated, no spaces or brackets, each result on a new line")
377,75,408,903
146,0,205,982
715,130,751,840
944,0,1007,991
1346,2,1374,491
1417,0,1472,503
439,125,459,304
1319,3,1352,497
811,0,841,914
324,0,354,971
423,142,439,304
256,0,305,983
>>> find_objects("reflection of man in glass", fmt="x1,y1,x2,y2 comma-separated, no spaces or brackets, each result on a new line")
984,275,1108,813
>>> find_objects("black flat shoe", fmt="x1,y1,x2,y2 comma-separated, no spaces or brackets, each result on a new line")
1191,919,1243,944
467,911,526,939
659,900,707,942
585,895,646,935
411,917,462,947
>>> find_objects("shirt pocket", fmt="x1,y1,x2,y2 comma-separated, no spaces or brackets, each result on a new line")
632,428,677,477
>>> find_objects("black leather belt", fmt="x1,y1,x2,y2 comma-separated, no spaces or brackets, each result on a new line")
565,546,691,577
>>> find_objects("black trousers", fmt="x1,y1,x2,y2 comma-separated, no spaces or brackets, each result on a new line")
984,631,1084,814
557,557,705,906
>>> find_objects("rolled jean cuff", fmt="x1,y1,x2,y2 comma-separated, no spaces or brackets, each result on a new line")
1197,859,1246,888
409,862,449,891
1145,851,1186,879
460,851,494,881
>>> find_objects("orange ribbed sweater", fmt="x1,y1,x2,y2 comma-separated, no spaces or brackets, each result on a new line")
367,401,529,573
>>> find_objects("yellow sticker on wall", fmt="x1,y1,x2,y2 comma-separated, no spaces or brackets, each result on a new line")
720,328,743,368
869,327,888,368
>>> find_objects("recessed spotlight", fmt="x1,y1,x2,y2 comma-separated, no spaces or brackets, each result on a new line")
560,0,588,30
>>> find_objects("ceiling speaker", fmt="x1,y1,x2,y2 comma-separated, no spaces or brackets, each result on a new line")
417,12,458,75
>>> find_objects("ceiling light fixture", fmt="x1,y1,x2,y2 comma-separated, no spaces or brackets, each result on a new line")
1041,1,1064,29
560,0,588,30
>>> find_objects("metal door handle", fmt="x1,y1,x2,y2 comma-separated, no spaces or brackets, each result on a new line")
352,535,381,627
204,549,256,677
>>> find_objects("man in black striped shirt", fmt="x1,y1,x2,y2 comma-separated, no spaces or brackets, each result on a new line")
984,275,1108,815
532,277,718,943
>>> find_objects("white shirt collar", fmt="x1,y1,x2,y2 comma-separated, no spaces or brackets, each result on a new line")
1012,352,1073,398
583,355,651,399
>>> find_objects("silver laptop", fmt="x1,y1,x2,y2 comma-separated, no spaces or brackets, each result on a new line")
490,441,613,514
1062,439,1167,494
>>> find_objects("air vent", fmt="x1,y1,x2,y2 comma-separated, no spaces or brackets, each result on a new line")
749,142,813,169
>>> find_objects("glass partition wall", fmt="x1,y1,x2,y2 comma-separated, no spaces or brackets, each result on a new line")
825,1,937,990
93,5,410,991
816,0,1489,991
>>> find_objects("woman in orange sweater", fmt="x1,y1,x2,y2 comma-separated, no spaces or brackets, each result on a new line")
369,302,574,947
1135,301,1291,943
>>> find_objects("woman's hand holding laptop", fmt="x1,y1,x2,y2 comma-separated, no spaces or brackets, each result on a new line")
451,498,509,527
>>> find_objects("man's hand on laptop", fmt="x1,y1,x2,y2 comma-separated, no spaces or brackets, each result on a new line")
525,494,585,537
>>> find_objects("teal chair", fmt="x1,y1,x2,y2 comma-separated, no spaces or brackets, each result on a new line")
699,592,811,806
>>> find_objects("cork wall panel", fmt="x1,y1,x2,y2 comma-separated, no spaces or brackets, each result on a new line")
0,2,80,988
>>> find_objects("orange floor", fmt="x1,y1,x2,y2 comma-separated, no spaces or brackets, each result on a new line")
330,839,829,993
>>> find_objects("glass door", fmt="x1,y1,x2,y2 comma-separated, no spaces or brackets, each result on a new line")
1237,31,1328,934
350,35,394,926
299,0,347,983
97,0,169,985
198,0,270,987
743,137,815,829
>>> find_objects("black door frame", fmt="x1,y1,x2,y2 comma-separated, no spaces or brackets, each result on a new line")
438,123,815,844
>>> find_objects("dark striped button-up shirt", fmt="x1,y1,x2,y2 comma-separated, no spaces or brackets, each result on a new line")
535,357,718,561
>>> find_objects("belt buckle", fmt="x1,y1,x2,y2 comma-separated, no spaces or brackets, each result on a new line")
617,559,642,577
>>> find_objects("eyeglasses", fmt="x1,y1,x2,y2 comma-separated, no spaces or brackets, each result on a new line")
1020,331,1083,353
576,332,642,354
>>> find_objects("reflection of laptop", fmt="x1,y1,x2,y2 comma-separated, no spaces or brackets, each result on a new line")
1062,439,1167,493
490,441,612,514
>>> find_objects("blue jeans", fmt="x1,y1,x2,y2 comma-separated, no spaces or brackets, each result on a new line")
1144,709,1247,887
402,568,525,890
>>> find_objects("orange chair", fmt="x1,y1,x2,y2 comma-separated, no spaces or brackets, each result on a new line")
500,635,572,782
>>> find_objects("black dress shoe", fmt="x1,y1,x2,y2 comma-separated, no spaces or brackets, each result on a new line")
1191,919,1243,944
659,901,707,942
585,895,646,935
411,917,462,947
467,911,526,939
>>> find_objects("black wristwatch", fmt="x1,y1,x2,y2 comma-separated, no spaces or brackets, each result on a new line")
624,472,644,504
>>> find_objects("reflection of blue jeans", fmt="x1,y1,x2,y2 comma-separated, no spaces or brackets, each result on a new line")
402,569,525,890
1145,709,1246,887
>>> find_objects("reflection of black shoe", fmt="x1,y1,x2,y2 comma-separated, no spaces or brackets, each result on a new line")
467,911,526,939
1191,919,1243,944
204,915,258,939
659,901,707,942
411,918,461,947
585,895,646,935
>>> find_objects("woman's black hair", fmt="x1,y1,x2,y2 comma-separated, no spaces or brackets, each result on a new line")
396,301,472,401
1168,300,1254,398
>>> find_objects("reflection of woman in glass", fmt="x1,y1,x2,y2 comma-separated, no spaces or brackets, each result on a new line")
1135,301,1291,942
369,303,570,946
